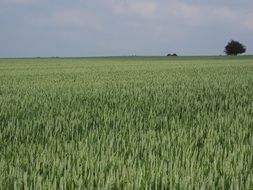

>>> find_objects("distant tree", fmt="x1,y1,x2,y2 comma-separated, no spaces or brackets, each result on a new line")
224,40,246,56
167,53,171,56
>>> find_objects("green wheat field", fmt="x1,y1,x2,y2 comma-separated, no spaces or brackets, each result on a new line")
0,56,253,189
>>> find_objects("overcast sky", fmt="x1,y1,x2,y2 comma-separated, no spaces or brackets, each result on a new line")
0,0,252,57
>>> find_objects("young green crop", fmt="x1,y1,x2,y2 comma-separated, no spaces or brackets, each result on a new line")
0,56,253,189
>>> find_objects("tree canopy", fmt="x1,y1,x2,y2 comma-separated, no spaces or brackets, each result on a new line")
224,40,246,56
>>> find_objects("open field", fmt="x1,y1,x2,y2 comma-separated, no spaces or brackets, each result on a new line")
0,56,253,189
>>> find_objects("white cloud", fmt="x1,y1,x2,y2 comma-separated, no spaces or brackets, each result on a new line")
130,1,158,18
168,2,203,21
158,1,251,30
163,2,224,25
109,0,158,18
242,12,253,31
107,0,243,26
33,8,101,29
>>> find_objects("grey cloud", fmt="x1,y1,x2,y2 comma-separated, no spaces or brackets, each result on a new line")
0,0,252,57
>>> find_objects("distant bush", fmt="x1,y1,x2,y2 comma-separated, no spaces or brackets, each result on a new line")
167,53,178,56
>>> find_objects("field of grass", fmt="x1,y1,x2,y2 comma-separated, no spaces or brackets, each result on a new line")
0,56,253,189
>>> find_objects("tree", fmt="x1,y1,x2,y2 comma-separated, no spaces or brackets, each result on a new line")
224,40,246,56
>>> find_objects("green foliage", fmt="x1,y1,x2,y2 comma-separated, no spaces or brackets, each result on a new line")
0,56,253,189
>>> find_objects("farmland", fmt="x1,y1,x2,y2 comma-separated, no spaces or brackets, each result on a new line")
0,56,253,189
